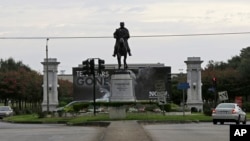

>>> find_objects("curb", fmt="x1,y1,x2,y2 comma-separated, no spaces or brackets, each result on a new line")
67,121,110,127
137,120,201,125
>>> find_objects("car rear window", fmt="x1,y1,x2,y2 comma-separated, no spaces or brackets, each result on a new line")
0,106,11,111
217,103,235,108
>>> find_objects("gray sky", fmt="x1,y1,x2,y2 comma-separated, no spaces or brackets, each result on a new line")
1,0,250,74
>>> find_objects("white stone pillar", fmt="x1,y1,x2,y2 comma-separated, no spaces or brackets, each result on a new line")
41,58,60,112
184,57,203,112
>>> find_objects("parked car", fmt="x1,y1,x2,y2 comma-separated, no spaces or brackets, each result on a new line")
54,100,87,112
0,106,14,118
212,103,247,124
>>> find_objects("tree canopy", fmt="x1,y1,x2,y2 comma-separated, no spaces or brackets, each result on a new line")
0,58,73,113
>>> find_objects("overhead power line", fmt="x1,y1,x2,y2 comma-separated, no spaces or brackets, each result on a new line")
132,31,250,37
1,31,250,39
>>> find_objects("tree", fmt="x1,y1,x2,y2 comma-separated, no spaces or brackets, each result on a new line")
58,79,73,105
238,47,250,79
202,46,250,103
237,47,250,100
0,58,42,111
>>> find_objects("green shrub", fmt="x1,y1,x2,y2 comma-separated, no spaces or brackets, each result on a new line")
72,103,89,113
12,107,22,115
164,104,171,112
145,104,158,112
37,111,47,118
57,110,64,117
58,101,68,107
24,109,33,114
106,102,135,107
242,102,250,112
169,103,180,111
203,102,213,116
72,103,83,113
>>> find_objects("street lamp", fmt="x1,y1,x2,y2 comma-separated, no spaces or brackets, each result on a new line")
46,38,49,113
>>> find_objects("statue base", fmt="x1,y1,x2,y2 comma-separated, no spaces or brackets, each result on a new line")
41,102,58,112
110,70,136,102
186,101,203,112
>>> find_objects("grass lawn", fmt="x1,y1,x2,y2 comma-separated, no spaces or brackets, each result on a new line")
3,112,250,125
3,112,212,124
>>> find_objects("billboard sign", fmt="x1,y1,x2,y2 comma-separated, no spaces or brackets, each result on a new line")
73,66,171,101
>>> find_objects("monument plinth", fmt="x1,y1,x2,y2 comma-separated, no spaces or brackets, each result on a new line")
185,57,203,112
110,70,135,102
41,58,60,112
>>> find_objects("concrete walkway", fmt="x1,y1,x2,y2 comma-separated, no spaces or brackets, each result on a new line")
99,121,152,141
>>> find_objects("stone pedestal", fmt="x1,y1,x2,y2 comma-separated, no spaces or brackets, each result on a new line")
184,57,203,112
110,70,136,102
41,58,60,112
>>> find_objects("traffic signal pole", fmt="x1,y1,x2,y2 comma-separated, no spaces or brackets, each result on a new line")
89,59,96,116
82,58,105,116
93,70,96,116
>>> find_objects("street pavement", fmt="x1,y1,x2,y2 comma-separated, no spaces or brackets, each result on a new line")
0,122,104,141
0,120,240,141
100,120,152,141
0,120,152,141
100,121,232,141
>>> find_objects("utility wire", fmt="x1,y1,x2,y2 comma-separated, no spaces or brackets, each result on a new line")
133,31,250,37
0,31,250,39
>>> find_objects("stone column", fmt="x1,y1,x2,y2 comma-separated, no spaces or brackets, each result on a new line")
41,58,60,112
184,57,203,112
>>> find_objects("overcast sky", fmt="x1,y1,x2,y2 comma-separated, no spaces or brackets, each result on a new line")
1,0,250,74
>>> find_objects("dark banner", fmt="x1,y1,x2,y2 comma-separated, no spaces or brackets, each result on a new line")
73,67,171,101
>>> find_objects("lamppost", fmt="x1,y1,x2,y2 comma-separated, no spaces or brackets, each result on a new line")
46,38,49,113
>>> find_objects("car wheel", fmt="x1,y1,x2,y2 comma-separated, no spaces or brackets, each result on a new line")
213,119,217,124
236,116,240,124
242,117,247,125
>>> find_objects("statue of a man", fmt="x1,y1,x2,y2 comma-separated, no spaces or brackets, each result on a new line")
112,22,132,57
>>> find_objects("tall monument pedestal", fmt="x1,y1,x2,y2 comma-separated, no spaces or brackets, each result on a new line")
41,58,60,112
110,70,136,102
185,57,203,112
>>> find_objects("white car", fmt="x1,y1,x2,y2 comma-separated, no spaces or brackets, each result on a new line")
212,103,247,124
54,100,87,112
0,106,14,118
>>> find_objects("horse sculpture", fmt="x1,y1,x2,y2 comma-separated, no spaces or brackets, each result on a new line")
116,38,128,69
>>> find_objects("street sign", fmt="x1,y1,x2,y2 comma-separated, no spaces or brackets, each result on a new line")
177,82,190,90
155,80,167,105
157,92,166,105
208,87,215,92
218,91,228,101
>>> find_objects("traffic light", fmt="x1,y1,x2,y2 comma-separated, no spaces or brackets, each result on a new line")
98,59,105,74
212,77,217,87
89,59,95,74
82,59,90,75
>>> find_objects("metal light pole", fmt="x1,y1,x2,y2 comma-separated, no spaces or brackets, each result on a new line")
46,38,49,113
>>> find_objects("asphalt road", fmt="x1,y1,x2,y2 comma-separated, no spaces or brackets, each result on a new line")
143,122,233,141
0,121,104,141
0,121,248,141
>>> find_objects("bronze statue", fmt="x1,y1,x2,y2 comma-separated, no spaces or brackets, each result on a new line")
113,22,132,69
